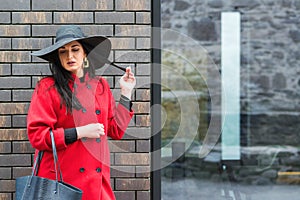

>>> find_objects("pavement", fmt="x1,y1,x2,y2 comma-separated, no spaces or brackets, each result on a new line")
162,177,300,200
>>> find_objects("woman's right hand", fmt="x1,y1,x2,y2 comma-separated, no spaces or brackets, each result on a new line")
76,123,105,139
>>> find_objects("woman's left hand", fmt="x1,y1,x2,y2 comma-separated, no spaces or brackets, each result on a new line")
119,67,136,99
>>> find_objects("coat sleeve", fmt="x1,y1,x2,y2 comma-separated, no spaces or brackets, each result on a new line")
27,78,67,151
104,80,134,140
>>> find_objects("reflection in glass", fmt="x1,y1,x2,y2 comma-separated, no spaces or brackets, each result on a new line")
221,12,241,161
161,1,300,199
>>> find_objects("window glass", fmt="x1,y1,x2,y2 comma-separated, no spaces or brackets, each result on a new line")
161,1,300,199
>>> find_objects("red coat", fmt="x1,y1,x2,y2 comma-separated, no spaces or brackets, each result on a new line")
27,74,133,200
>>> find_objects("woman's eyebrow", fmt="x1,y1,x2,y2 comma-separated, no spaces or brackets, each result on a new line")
59,44,80,49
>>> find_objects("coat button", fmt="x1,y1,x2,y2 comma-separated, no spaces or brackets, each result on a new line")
79,168,85,173
81,137,87,142
96,167,101,173
96,138,101,143
95,110,101,115
82,108,87,113
87,84,91,89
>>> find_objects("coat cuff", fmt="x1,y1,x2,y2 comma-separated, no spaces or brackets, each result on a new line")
64,128,78,145
119,95,132,111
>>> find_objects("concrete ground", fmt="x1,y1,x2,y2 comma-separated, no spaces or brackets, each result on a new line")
162,177,300,200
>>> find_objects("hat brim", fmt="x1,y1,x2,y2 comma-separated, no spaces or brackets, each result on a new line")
31,36,111,69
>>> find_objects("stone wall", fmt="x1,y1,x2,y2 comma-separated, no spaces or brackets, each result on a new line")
162,0,300,146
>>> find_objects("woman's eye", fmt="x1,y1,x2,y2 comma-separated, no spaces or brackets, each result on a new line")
58,50,66,54
72,48,80,52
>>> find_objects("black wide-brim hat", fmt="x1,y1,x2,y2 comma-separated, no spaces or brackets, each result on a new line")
31,25,112,69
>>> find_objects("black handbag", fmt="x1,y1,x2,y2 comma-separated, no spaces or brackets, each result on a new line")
15,130,83,200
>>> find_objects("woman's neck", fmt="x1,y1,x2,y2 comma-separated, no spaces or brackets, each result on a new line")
75,69,84,78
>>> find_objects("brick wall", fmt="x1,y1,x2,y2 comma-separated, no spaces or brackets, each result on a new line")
0,0,151,199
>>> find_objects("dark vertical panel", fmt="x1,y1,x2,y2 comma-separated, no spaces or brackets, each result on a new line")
151,0,161,199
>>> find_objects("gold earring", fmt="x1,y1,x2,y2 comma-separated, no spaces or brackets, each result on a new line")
83,57,89,68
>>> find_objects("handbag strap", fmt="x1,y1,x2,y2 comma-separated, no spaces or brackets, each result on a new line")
49,129,63,182
22,130,64,199
31,151,43,176
30,130,64,182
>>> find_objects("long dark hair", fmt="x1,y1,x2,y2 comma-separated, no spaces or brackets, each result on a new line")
49,41,99,113
49,60,77,113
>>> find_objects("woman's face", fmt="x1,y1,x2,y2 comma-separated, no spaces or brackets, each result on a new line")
58,41,86,77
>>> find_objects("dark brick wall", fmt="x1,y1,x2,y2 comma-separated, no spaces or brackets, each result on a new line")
0,0,151,199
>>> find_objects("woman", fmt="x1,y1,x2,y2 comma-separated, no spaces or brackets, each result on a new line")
27,25,136,200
